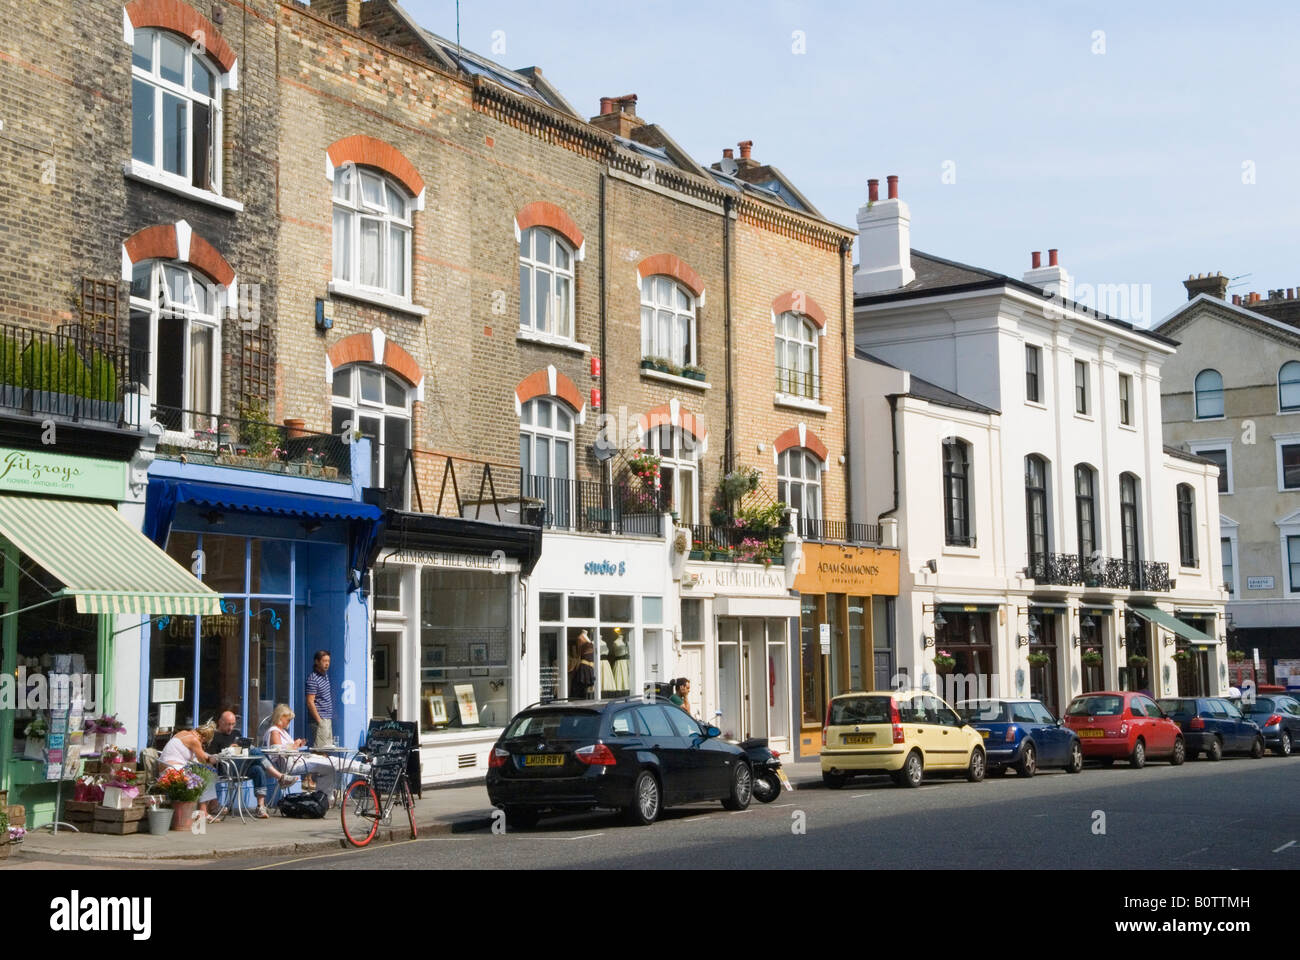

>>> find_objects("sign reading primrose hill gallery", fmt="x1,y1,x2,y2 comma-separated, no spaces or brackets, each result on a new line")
0,446,126,500
795,542,900,596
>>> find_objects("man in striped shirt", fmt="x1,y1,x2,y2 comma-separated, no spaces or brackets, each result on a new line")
305,650,334,748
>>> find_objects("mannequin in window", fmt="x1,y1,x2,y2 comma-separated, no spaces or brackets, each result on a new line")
568,632,595,699
599,638,616,693
608,628,630,694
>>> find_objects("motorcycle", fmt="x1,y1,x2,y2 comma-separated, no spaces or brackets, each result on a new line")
739,737,790,803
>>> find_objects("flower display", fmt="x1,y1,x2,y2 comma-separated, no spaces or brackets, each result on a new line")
84,714,127,735
933,649,957,671
153,764,213,803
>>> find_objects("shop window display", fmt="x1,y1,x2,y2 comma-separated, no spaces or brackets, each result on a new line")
420,568,511,732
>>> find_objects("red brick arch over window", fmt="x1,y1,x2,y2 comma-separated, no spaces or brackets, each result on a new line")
774,424,828,463
515,202,584,251
637,254,704,299
327,333,423,388
327,135,425,201
771,290,827,330
125,0,237,74
515,367,584,417
122,222,235,287
642,402,707,443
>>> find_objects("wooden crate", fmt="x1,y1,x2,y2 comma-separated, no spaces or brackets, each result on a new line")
94,805,146,824
65,800,98,815
5,805,25,829
92,817,140,835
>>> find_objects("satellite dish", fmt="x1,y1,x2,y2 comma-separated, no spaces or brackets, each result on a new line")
591,441,616,462
719,156,739,177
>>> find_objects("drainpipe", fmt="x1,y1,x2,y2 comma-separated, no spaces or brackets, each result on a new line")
840,237,852,528
878,394,900,522
723,195,735,474
599,172,608,451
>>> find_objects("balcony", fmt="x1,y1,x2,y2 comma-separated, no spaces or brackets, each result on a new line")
1028,553,1171,591
775,365,820,402
797,516,881,546
152,406,351,483
689,522,785,565
0,321,145,427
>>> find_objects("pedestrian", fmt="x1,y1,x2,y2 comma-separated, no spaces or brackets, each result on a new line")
669,677,692,715
569,631,595,699
305,649,335,748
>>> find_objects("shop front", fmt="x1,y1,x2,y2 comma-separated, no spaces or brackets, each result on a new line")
1077,603,1115,694
143,465,382,752
0,445,218,826
793,543,900,758
370,511,541,783
680,561,799,755
1025,600,1068,717
1127,604,1220,697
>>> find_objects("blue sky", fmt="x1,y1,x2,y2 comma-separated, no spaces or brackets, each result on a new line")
405,0,1300,324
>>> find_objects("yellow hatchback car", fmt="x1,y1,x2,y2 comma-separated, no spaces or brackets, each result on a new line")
820,689,987,788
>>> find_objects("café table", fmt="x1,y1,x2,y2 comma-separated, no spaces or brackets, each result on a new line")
215,752,262,823
260,745,364,806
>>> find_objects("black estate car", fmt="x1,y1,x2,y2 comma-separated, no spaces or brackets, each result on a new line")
485,698,753,827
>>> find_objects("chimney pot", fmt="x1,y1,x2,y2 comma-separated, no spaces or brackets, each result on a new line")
600,97,614,115
1290,289,1296,299
868,178,879,202
1232,295,1241,305
738,140,753,160
886,175,899,200
1048,249,1059,267
1031,251,1042,269
722,148,734,159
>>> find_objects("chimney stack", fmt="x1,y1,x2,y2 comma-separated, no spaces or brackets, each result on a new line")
734,140,759,171
589,94,644,138
1024,246,1072,301
311,0,363,28
855,174,914,295
1182,271,1229,301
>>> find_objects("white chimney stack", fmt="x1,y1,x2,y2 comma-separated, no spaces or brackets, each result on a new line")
1023,248,1072,301
855,175,914,295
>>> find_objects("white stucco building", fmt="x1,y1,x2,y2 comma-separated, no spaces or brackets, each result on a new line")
847,177,1227,709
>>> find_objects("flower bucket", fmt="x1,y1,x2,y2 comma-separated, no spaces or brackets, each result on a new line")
170,801,196,831
147,808,173,835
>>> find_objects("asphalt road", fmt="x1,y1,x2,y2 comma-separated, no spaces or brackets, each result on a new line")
216,756,1300,871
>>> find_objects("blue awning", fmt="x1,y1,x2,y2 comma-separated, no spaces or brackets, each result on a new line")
145,479,384,591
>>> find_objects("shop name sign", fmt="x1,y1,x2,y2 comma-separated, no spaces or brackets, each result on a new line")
382,548,516,572
796,542,900,596
684,565,788,595
817,561,881,578
0,446,125,500
583,559,626,576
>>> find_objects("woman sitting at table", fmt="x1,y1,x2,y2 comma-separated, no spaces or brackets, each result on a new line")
158,720,223,823
264,703,367,794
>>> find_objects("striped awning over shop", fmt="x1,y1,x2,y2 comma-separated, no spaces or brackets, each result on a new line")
0,495,221,616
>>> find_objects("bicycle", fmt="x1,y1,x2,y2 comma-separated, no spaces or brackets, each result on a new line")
340,733,418,848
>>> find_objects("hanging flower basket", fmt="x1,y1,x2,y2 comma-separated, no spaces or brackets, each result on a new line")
933,650,956,672
1081,649,1104,666
1126,654,1149,666
1026,652,1051,666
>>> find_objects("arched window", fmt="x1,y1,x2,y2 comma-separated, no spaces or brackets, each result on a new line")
520,397,575,527
129,260,221,431
1074,464,1098,561
775,312,819,400
1177,483,1197,568
1194,369,1224,419
942,438,973,547
1120,473,1142,571
640,276,696,369
519,227,574,340
778,448,822,527
1025,455,1050,567
131,28,223,193
332,164,413,300
647,425,699,528
1279,361,1300,412
331,365,412,502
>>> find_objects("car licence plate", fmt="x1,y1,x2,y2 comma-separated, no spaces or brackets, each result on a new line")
979,730,990,739
524,754,565,766
776,768,792,790
1078,729,1104,738
842,733,875,744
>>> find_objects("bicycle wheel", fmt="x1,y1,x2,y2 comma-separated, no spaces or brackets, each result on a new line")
403,779,417,839
341,778,380,848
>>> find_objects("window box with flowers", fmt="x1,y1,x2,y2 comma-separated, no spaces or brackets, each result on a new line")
1026,652,1051,666
933,650,956,672
689,539,706,561
1081,649,1104,667
682,363,707,382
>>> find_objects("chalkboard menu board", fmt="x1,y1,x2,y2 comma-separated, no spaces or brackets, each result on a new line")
364,719,417,795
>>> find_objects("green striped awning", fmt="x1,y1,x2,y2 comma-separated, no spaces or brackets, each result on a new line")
0,495,221,616
1129,605,1216,645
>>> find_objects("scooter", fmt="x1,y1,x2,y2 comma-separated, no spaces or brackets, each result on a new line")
740,737,790,803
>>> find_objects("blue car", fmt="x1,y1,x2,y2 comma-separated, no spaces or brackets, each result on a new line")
1239,694,1300,756
957,698,1083,777
1156,697,1264,760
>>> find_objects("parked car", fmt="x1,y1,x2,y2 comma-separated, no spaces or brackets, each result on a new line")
1156,697,1264,760
1239,694,1300,756
957,698,1084,777
485,698,752,828
1062,691,1185,768
821,689,986,788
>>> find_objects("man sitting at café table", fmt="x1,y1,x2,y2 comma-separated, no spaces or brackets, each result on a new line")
210,709,297,819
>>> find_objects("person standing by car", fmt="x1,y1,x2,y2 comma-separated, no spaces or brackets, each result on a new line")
669,678,692,715
305,650,334,748
569,633,595,699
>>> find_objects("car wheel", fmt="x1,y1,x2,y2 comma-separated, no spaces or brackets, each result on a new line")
1170,736,1186,766
1066,741,1084,773
1015,741,1037,778
752,772,781,803
1276,731,1293,757
898,750,924,788
503,806,540,829
967,747,986,782
822,771,846,789
1129,738,1146,769
722,762,753,811
1206,737,1223,762
626,771,660,826
1250,736,1265,759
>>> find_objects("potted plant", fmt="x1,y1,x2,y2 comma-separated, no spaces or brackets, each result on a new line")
1081,649,1104,666
682,363,706,382
626,450,661,485
22,714,47,760
0,331,23,409
22,339,87,418
1026,651,1051,666
933,650,956,672
84,714,127,755
153,765,214,831
76,346,121,422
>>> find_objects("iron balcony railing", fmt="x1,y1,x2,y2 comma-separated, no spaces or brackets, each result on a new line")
689,523,785,564
797,516,882,545
0,321,145,426
1028,552,1171,591
524,474,664,537
775,365,820,401
152,405,351,482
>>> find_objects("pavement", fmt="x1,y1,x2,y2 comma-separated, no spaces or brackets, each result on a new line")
5,760,827,865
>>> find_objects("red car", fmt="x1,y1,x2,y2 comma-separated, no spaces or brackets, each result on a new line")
1063,691,1186,768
